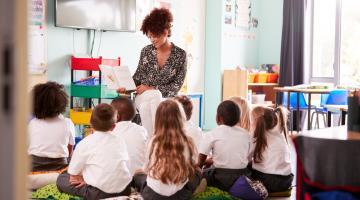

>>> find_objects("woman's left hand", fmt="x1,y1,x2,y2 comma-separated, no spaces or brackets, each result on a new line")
136,84,155,95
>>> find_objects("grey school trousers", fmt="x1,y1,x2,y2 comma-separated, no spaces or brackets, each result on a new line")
56,172,131,200
203,167,251,191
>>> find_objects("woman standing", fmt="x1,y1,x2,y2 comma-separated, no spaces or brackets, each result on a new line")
120,8,187,136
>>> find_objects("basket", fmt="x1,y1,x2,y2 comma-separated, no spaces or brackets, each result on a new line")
267,73,279,83
256,73,268,83
248,73,257,83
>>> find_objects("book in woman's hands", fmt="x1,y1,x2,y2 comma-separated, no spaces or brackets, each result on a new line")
99,65,136,91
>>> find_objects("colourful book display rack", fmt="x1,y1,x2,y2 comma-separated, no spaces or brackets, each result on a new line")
70,56,120,125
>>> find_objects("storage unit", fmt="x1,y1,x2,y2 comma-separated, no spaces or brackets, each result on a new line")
70,56,120,125
222,69,278,106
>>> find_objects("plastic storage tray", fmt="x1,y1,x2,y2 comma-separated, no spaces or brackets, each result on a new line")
71,84,119,99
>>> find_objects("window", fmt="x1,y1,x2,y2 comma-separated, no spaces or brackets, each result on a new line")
308,0,360,86
340,0,360,85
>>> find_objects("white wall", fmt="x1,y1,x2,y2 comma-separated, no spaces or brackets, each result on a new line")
46,0,205,94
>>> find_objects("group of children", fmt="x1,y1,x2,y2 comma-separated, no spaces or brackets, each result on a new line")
28,81,293,200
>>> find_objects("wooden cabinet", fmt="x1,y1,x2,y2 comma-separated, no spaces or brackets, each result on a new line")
222,69,278,106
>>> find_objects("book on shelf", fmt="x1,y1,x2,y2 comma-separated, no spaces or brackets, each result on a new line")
99,65,136,91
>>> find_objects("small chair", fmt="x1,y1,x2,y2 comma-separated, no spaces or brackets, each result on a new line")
282,92,315,131
311,89,348,128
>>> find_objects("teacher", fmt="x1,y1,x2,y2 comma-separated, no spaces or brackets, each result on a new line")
123,8,187,136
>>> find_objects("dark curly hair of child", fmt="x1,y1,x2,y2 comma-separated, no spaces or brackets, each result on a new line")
32,81,68,119
141,7,173,37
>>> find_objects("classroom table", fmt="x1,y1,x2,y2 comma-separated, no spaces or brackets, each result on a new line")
293,126,360,199
274,87,332,131
324,104,348,127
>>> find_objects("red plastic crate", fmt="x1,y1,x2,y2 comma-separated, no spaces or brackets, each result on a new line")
102,57,121,66
267,73,279,83
71,56,102,70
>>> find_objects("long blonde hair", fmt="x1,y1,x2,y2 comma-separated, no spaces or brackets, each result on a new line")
147,99,197,184
229,96,251,131
251,106,289,163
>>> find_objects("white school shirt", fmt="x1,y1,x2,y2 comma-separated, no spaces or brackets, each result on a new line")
199,125,251,169
28,114,75,158
112,121,148,175
68,131,132,193
250,124,292,176
145,138,191,196
185,120,203,150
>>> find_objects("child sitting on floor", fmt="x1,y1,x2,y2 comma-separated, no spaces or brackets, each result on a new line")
249,106,293,193
198,100,251,191
133,99,201,200
28,81,75,172
111,96,148,175
56,103,132,199
174,95,203,150
229,96,251,132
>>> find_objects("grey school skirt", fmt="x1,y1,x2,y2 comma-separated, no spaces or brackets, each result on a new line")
133,171,201,200
30,155,68,172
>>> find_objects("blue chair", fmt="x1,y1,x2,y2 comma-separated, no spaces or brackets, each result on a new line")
282,92,316,131
311,89,348,128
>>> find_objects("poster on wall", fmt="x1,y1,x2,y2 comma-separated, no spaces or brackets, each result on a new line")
235,0,250,29
224,0,234,26
28,0,47,74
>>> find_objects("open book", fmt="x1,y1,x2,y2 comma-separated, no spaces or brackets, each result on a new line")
99,65,136,91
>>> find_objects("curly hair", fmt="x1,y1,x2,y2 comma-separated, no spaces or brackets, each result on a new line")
32,81,68,119
173,95,193,120
141,7,173,37
147,99,197,184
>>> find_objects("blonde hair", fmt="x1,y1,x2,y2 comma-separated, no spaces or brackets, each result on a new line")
229,96,251,131
147,99,197,184
251,106,288,163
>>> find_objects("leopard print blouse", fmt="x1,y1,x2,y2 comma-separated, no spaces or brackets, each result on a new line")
133,43,187,98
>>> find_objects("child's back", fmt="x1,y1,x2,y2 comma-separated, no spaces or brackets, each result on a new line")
69,130,132,193
113,121,148,175
250,106,293,193
28,82,75,172
251,123,291,176
201,125,250,169
111,97,148,175
133,99,201,199
184,120,203,149
28,115,74,159
174,95,204,150
198,100,251,191
57,103,132,199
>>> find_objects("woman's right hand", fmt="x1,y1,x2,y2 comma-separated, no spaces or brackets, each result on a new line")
116,87,126,94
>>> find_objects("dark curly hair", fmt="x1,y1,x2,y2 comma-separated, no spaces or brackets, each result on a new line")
141,8,173,37
32,81,68,119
